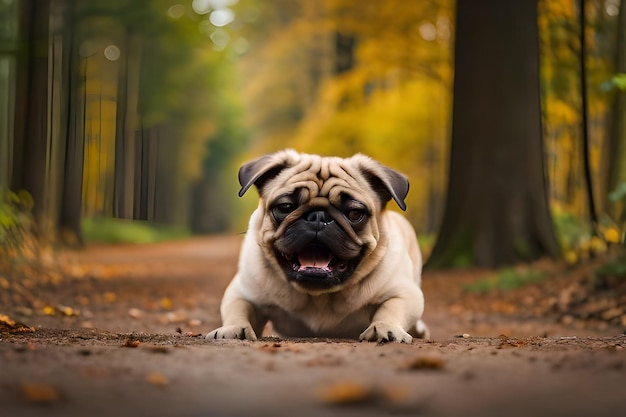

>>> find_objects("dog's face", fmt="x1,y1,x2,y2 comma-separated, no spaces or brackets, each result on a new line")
239,150,409,295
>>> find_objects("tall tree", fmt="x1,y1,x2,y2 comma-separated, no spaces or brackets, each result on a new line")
11,0,52,239
113,28,141,220
606,0,626,223
58,0,85,246
427,0,561,268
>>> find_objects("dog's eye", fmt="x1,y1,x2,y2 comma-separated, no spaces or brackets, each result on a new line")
272,197,297,223
346,209,365,223
276,203,295,214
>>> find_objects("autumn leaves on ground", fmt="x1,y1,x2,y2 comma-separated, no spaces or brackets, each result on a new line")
1,236,625,417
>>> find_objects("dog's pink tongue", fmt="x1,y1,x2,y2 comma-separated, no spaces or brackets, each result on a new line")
298,246,332,269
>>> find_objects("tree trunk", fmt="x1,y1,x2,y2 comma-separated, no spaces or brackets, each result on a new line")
11,0,51,239
0,0,18,189
427,0,561,268
113,30,141,219
605,0,626,222
58,0,84,247
44,0,70,244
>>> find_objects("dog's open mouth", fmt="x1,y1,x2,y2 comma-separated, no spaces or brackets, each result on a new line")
296,245,347,273
277,244,354,289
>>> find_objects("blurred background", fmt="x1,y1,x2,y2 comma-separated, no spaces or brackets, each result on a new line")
0,0,625,267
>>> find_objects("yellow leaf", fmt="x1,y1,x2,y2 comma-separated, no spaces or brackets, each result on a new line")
590,237,607,253
103,292,117,303
318,380,372,405
146,372,168,387
0,314,16,326
604,228,621,244
564,250,578,265
161,297,173,311
61,306,78,316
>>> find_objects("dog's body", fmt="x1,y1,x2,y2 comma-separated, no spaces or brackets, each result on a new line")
207,150,428,343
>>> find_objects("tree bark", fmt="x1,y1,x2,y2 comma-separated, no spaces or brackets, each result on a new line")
58,0,84,247
113,29,141,219
11,0,51,239
0,0,18,189
427,0,561,268
605,0,626,222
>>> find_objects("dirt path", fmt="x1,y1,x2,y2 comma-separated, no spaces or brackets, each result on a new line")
1,236,625,416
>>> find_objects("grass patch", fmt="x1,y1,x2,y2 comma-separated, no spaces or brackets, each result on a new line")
464,268,547,294
82,217,192,245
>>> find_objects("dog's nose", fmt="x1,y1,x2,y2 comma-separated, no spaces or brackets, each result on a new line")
305,210,333,229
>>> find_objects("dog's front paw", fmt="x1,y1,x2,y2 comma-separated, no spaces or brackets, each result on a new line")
205,325,258,341
359,321,413,343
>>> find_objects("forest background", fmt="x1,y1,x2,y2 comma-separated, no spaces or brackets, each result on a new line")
1,0,626,269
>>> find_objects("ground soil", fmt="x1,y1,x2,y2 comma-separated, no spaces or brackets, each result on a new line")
1,235,625,417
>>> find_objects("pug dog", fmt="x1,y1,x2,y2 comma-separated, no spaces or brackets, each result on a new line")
206,150,429,343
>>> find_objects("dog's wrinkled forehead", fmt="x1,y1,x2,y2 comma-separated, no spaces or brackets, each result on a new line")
238,150,409,211
269,155,366,203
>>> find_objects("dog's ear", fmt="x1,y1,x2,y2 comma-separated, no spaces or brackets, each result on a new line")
238,150,296,197
352,155,409,211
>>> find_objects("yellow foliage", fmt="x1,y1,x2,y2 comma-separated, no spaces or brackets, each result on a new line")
589,236,607,253
564,250,578,265
603,228,621,244
237,0,455,227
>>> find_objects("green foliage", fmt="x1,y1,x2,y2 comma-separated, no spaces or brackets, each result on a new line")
82,217,191,245
600,73,626,92
552,209,591,251
609,182,626,203
451,251,473,268
551,208,623,263
596,255,626,281
74,0,250,225
464,268,547,294
0,188,35,259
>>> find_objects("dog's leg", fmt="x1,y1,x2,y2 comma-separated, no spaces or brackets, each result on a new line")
206,282,262,341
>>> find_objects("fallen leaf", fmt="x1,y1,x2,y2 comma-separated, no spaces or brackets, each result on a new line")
42,306,56,316
160,297,173,310
318,381,373,405
21,383,59,403
146,372,168,387
0,314,35,332
402,356,445,371
382,384,411,404
103,292,117,303
121,339,140,348
257,343,282,354
58,305,79,316
0,314,16,327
